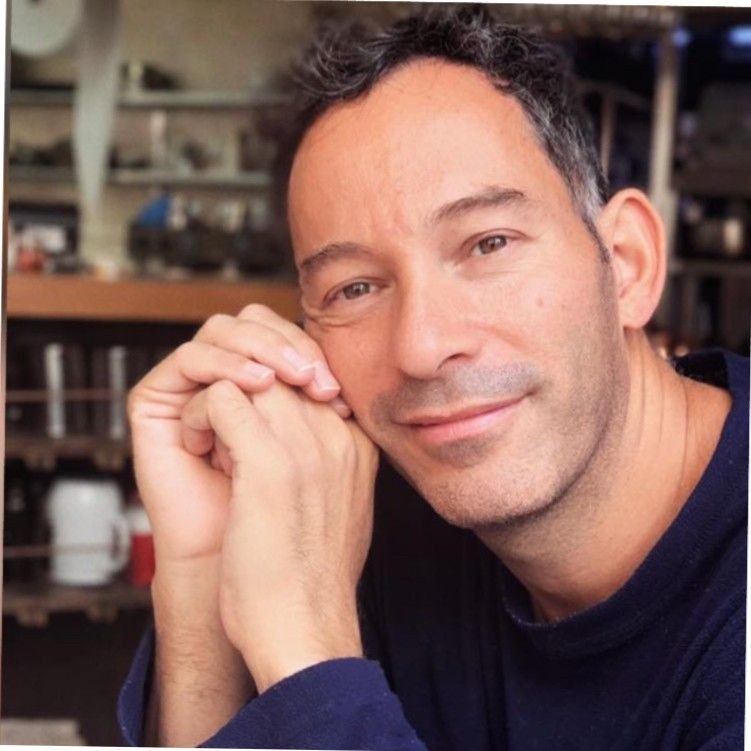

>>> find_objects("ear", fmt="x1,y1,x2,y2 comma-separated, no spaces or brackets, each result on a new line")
596,188,667,330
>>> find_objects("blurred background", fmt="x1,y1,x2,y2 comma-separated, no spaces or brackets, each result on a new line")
2,1,751,745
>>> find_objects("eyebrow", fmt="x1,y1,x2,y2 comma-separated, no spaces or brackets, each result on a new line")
298,186,531,280
299,242,374,279
429,186,531,224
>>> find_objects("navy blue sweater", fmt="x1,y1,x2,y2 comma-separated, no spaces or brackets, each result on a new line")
118,349,748,749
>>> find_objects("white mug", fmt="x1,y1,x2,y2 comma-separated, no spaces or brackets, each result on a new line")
45,478,130,586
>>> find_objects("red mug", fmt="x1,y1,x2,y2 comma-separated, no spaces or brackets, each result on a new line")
126,503,155,587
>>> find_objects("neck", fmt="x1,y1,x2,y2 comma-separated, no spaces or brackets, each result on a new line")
476,332,731,623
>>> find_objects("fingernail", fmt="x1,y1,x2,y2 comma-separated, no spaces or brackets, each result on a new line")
331,396,351,416
313,361,340,392
242,360,274,380
281,346,315,373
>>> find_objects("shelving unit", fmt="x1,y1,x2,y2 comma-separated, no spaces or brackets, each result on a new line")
6,270,301,475
3,580,151,627
673,170,751,199
670,164,751,349
10,87,290,109
10,165,272,189
5,435,131,472
7,271,301,322
5,58,296,646
9,87,282,190
669,258,751,279
578,80,651,176
6,269,302,475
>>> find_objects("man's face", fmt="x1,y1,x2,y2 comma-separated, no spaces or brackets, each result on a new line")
288,59,627,530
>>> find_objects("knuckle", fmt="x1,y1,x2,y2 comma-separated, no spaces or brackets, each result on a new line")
264,328,290,354
293,332,324,358
250,325,286,353
238,302,271,320
208,381,248,424
207,379,235,401
297,444,325,477
324,426,355,464
172,340,196,365
200,313,232,337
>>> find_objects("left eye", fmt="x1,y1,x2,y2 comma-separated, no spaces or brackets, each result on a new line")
470,235,508,256
339,281,372,300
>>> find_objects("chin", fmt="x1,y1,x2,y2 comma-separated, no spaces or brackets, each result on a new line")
394,454,560,530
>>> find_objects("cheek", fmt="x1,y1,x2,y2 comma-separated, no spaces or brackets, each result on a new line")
520,268,597,329
315,328,389,416
470,269,582,350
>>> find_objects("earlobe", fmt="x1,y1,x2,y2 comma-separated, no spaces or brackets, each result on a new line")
597,189,666,330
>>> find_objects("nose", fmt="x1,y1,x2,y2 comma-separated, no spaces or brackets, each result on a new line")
389,269,482,380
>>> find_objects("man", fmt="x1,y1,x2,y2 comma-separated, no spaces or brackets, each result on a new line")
118,6,747,750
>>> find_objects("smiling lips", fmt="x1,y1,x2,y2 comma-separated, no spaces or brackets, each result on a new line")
401,397,525,445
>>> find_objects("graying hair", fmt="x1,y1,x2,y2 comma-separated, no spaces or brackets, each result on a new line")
276,4,609,249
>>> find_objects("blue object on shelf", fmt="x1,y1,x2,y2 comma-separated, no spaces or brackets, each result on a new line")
135,193,171,228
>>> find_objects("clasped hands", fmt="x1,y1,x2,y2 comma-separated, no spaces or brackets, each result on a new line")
127,304,379,694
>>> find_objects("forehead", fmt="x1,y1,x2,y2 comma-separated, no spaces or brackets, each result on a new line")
288,58,569,259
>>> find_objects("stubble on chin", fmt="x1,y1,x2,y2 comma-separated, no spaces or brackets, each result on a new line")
411,429,502,468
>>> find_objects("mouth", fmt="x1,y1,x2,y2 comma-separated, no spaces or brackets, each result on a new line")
399,396,525,445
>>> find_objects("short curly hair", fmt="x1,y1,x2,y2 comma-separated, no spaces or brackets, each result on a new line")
277,3,608,241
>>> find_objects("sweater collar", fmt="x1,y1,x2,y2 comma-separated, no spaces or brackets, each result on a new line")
497,349,749,659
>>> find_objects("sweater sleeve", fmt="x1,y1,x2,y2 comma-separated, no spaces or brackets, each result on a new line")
117,623,427,749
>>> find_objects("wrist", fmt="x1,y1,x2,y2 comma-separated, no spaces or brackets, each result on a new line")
239,619,364,694
151,554,231,653
151,554,255,695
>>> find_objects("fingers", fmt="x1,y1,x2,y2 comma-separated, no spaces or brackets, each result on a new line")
194,310,341,402
180,381,350,466
248,381,352,463
206,435,233,476
181,386,263,467
329,396,353,420
130,304,350,434
201,381,282,483
237,304,330,373
181,387,216,456
214,435,234,476
131,340,275,405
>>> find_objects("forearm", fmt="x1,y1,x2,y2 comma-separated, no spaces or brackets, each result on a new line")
144,558,255,747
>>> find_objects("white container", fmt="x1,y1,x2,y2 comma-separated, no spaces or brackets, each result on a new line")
45,478,130,586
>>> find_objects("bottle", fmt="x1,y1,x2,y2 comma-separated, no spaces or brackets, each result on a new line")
3,479,35,584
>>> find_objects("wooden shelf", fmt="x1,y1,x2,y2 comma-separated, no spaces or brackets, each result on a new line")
10,166,271,189
110,168,271,188
9,88,73,107
8,271,301,323
6,434,131,471
668,258,751,279
578,79,650,112
3,579,151,627
9,166,75,183
10,87,290,109
674,168,751,198
7,388,122,404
